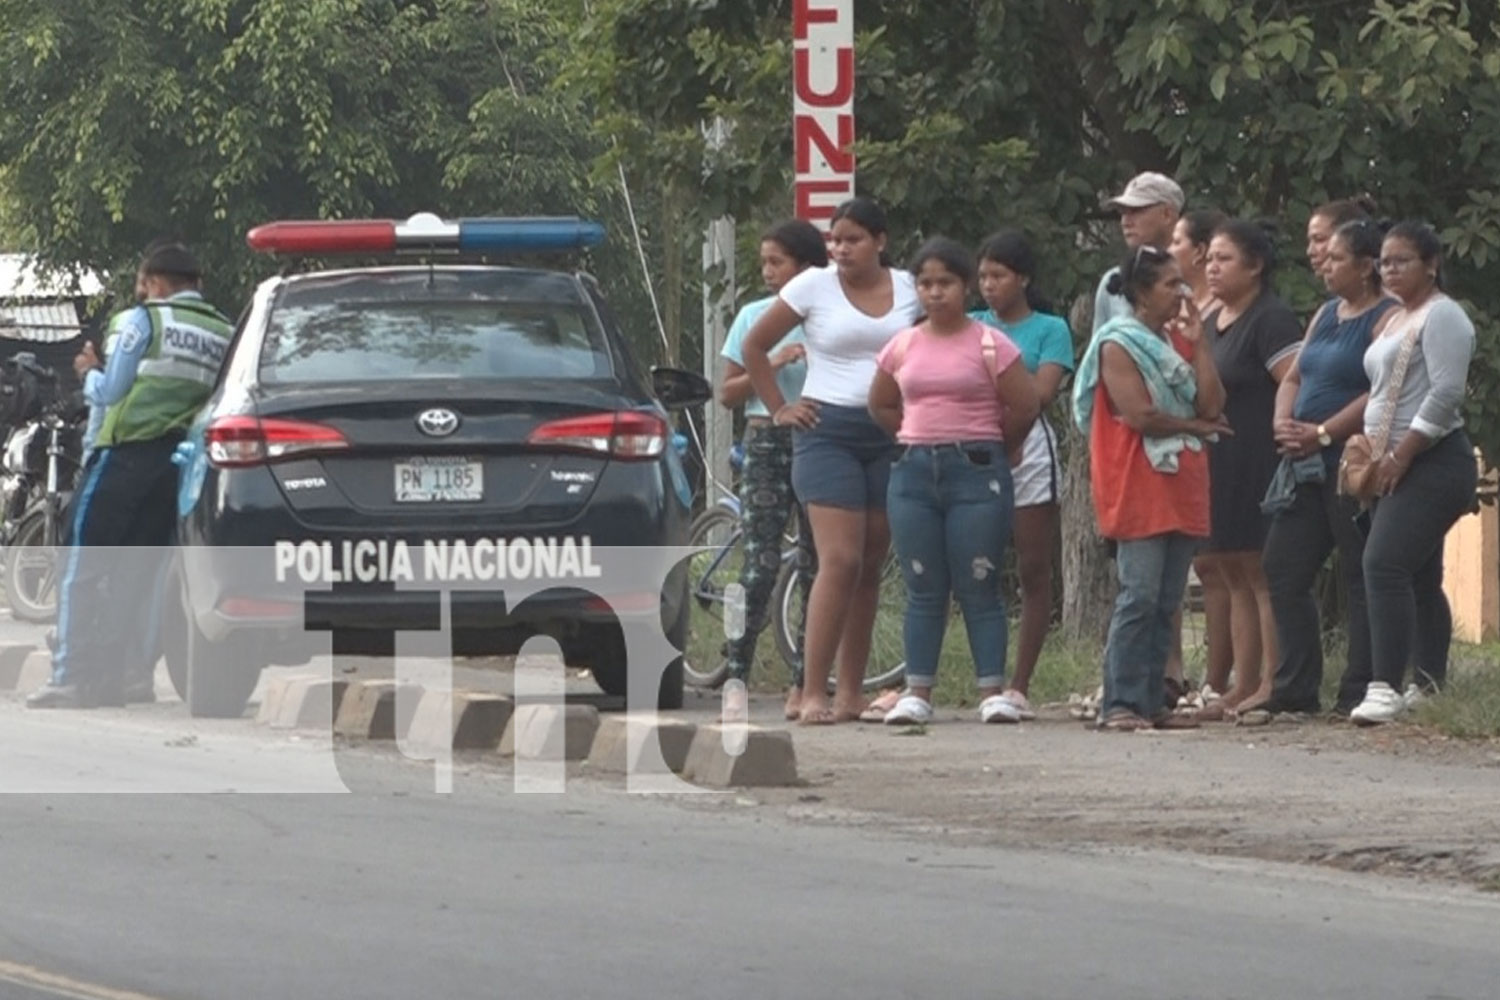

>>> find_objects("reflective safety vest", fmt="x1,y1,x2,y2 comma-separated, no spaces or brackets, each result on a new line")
97,297,233,447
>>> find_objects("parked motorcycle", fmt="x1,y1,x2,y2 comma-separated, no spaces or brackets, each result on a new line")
0,352,88,622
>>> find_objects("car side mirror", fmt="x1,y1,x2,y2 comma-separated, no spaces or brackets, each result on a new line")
650,366,713,410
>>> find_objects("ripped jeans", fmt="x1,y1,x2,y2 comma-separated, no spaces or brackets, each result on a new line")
886,441,1014,689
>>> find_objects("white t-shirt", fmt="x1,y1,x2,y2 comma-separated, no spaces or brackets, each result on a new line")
778,264,920,407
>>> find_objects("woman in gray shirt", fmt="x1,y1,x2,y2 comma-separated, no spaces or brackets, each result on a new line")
1349,222,1478,725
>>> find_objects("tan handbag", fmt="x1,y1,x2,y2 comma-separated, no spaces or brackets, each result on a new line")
1337,300,1435,503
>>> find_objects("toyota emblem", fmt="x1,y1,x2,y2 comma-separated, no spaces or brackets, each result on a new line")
416,408,460,437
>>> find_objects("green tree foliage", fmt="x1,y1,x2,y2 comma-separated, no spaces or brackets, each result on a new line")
2,0,1498,461
0,0,642,316
570,0,1500,456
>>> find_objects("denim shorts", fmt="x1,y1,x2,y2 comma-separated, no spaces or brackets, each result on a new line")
791,402,899,510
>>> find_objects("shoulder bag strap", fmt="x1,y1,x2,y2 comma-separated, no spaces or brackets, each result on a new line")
1372,298,1438,454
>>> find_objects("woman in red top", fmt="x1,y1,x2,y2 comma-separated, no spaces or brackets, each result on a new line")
1072,246,1228,729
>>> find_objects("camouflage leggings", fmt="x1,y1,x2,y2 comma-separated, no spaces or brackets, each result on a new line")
725,422,811,685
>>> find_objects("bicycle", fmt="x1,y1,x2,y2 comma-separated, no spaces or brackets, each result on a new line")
681,439,906,693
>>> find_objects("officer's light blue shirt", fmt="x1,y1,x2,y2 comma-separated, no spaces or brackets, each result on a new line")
81,369,106,460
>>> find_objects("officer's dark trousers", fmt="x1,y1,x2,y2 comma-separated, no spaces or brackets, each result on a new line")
51,436,181,688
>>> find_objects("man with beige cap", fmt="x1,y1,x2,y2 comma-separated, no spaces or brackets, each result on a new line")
1092,170,1185,335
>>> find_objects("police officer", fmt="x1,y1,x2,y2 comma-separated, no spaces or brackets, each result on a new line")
28,243,232,708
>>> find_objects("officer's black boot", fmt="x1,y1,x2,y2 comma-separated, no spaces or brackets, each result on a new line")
125,671,156,704
26,679,99,710
92,672,127,709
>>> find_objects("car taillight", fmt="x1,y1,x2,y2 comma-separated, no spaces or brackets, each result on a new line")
205,416,350,467
527,412,667,460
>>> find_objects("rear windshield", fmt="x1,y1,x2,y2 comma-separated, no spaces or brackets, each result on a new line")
260,269,613,383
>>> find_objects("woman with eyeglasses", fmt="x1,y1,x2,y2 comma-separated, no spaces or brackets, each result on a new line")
1194,220,1303,721
1072,244,1226,730
1261,217,1396,717
1348,222,1477,725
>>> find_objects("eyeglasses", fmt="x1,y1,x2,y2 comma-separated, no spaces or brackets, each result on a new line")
1134,245,1170,266
1378,255,1420,272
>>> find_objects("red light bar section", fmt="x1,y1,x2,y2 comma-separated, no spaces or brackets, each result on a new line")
246,220,398,255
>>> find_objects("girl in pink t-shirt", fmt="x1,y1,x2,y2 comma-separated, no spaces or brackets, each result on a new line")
868,238,1040,724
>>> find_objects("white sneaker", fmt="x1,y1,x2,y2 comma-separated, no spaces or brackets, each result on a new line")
884,695,934,726
1350,682,1406,726
979,693,1022,724
1402,683,1427,710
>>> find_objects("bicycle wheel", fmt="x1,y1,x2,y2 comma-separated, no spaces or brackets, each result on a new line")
682,507,741,689
4,501,59,623
772,551,906,693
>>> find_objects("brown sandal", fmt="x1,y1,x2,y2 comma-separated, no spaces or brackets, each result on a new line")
1098,711,1153,731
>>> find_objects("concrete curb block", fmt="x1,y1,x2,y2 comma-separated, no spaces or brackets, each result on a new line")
682,725,799,788
270,677,350,731
255,673,316,725
334,679,422,741
407,690,514,751
0,644,38,691
586,714,697,775
4,650,53,696
500,704,600,760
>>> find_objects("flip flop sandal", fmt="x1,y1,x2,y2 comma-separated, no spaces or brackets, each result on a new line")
1097,711,1153,731
883,695,933,726
859,688,903,723
1194,701,1236,722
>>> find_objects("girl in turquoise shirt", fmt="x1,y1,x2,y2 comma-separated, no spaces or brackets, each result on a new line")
968,231,1075,718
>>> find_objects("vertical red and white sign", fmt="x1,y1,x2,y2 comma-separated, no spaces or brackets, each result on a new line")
792,0,854,233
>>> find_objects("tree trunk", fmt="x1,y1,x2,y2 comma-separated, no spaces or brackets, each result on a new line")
1060,293,1116,644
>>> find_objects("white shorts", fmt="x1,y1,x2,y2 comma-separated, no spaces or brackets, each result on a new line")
1012,417,1060,508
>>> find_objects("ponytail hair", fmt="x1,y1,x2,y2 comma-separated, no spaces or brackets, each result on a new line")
831,196,893,268
1312,195,1377,229
910,236,977,285
1107,245,1175,306
1213,217,1279,292
762,218,829,270
1386,219,1446,290
976,229,1053,313
1331,217,1386,293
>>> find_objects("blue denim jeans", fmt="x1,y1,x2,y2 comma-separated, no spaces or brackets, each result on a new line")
886,441,1013,688
1103,533,1199,720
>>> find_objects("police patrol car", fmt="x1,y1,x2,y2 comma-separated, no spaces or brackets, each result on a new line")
164,214,710,717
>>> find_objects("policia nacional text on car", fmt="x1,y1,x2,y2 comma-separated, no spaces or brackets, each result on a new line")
28,244,233,709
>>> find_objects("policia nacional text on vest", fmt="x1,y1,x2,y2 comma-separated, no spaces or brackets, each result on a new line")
97,298,233,447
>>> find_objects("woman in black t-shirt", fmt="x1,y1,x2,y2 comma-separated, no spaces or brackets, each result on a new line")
1194,220,1302,720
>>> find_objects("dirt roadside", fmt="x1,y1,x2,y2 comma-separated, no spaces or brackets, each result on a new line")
664,688,1500,891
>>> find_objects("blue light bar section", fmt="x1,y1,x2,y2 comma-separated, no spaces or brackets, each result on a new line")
456,217,605,253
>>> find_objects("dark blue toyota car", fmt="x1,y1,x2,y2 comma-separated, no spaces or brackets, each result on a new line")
163,214,710,717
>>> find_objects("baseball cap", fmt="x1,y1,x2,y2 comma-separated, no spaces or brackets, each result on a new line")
1105,172,1184,212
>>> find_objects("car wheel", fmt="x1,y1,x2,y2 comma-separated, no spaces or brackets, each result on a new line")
587,617,685,711
169,571,261,718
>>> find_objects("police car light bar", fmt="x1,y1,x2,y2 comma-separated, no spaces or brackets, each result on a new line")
245,213,605,256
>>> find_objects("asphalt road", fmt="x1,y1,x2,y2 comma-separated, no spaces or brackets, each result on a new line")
1,693,1497,1000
